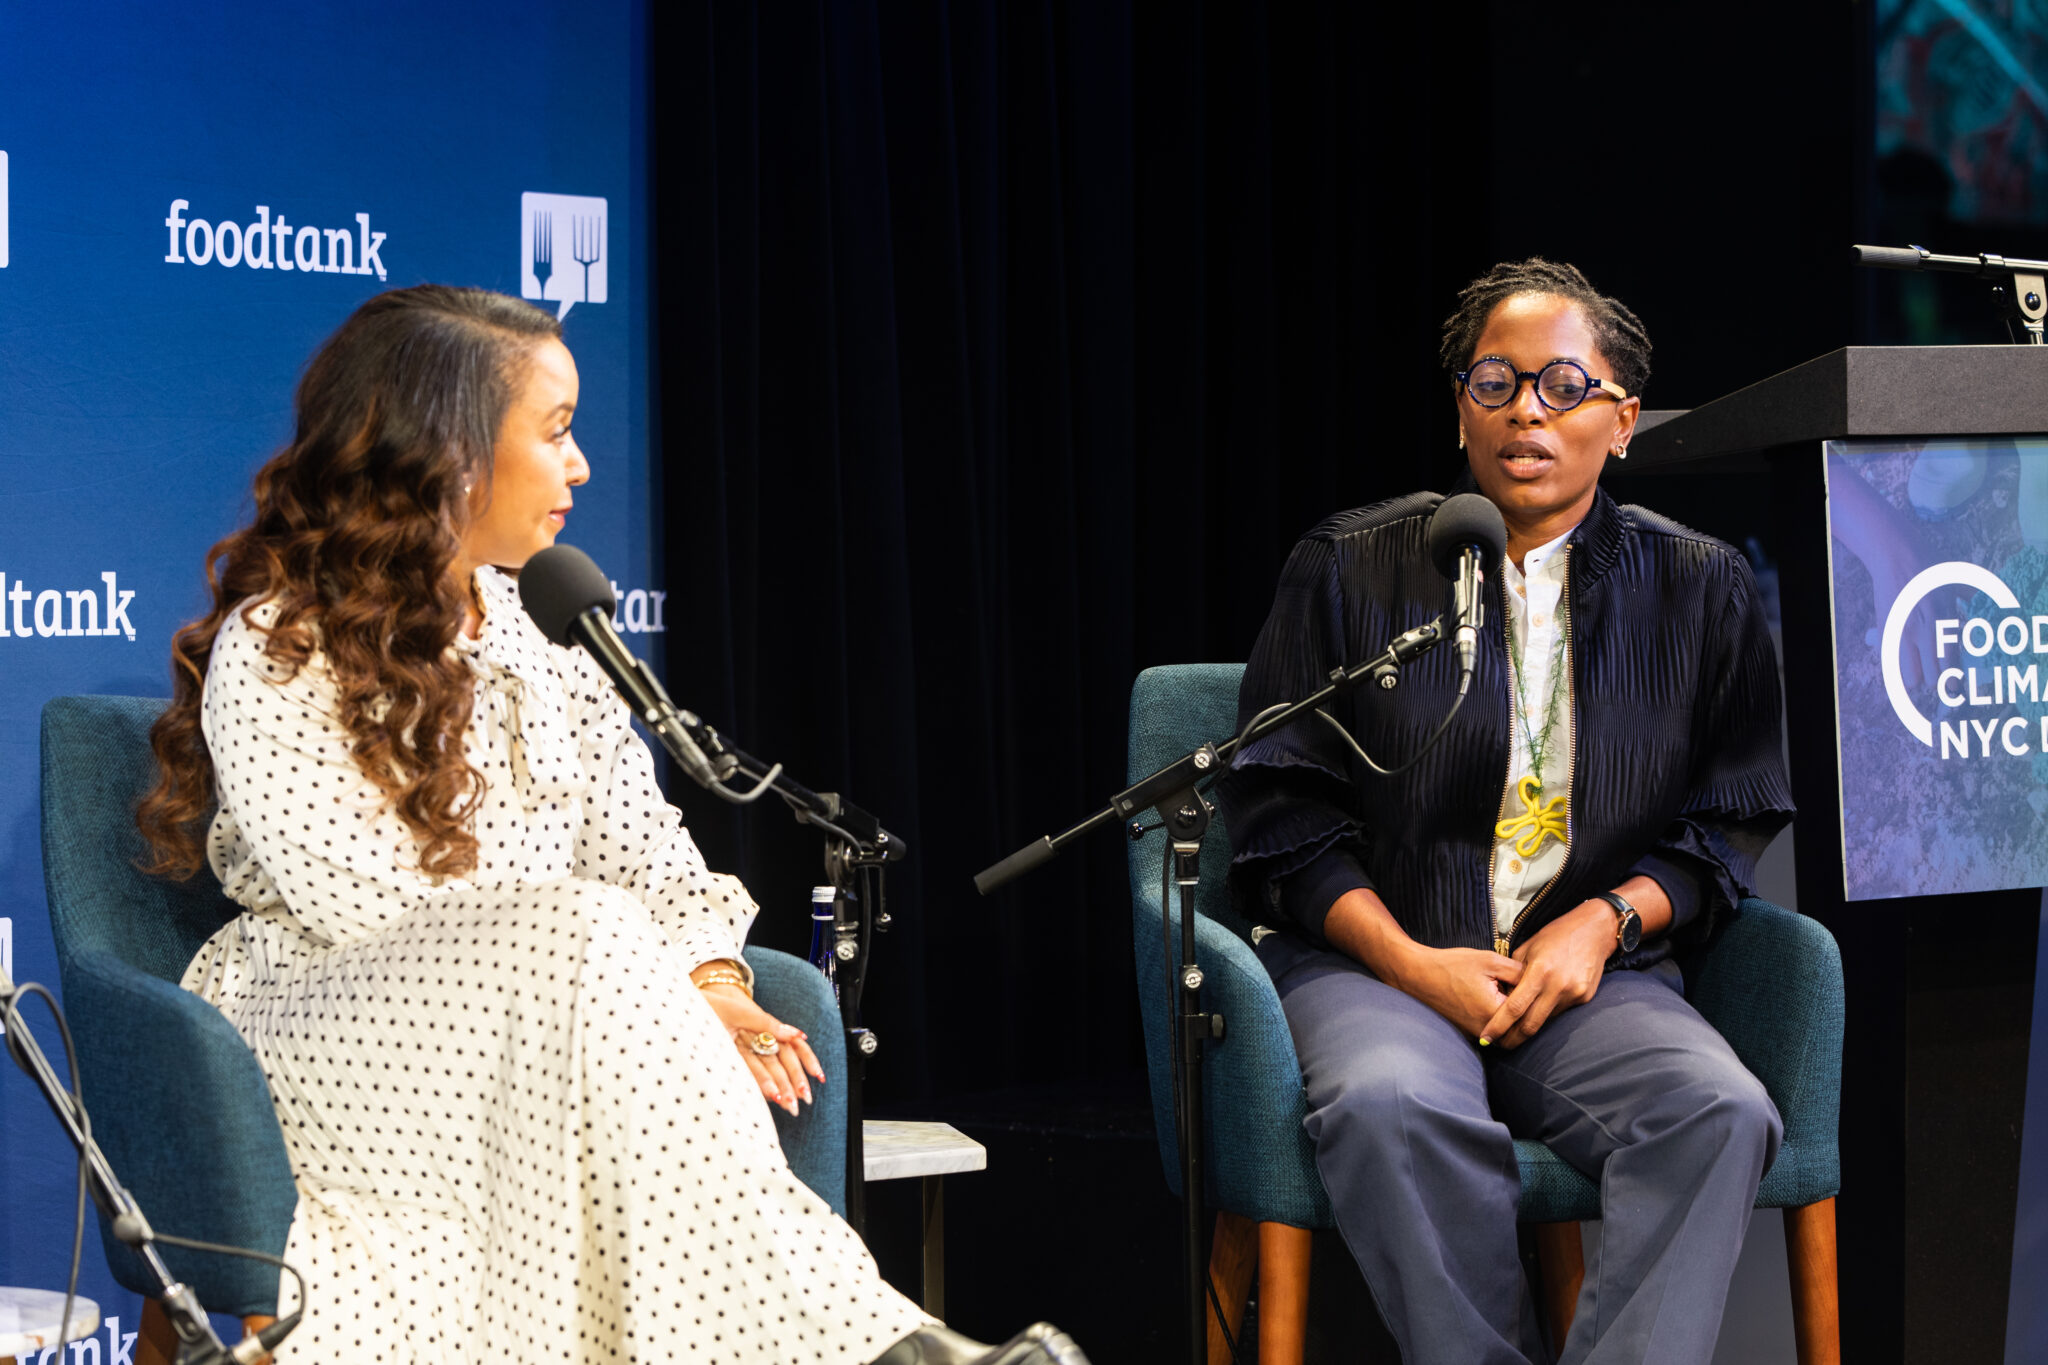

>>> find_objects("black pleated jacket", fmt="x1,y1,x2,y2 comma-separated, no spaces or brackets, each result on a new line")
1214,485,1795,967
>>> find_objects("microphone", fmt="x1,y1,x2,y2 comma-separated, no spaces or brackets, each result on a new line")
518,545,732,791
1850,242,2048,274
1425,494,1508,685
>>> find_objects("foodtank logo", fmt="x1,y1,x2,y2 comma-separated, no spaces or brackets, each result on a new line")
0,571,137,640
1884,560,2048,758
521,192,606,320
10,1312,139,1364
163,199,387,280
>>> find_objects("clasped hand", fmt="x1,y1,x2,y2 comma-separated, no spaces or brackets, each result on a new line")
698,982,826,1116
1410,899,1616,1049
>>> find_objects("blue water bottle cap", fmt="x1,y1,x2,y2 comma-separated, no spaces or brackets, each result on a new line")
811,886,835,902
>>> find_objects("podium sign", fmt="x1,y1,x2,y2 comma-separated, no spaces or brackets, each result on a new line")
1827,436,2048,900
1630,348,2048,1358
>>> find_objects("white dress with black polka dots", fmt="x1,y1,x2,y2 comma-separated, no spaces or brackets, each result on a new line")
180,567,924,1363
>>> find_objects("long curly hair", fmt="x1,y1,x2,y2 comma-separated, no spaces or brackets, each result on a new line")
137,285,562,881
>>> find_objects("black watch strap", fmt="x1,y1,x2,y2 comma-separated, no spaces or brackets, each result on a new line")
1593,890,1642,954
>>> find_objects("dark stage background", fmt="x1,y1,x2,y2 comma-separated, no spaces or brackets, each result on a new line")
646,3,2041,1360
647,0,1865,1100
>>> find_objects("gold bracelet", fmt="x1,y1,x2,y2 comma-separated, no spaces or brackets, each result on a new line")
695,969,751,997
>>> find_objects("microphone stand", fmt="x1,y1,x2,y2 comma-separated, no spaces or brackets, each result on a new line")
1852,243,2048,343
973,614,1452,1365
1,969,233,1364
644,713,905,1237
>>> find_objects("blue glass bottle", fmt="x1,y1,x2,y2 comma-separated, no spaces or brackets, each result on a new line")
806,885,839,998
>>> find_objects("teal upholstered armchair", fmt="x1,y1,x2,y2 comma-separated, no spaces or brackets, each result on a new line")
1125,664,1844,1364
37,694,847,1357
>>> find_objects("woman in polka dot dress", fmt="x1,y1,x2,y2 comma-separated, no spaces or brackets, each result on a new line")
138,286,1086,1365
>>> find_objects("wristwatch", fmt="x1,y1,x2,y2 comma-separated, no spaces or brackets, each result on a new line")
1593,890,1642,955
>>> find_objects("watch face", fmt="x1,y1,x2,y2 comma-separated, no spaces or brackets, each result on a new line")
1618,915,1642,954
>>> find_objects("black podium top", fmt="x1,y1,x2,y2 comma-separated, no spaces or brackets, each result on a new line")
1629,345,2048,469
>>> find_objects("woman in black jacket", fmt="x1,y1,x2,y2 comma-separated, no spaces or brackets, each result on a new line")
1216,260,1795,1365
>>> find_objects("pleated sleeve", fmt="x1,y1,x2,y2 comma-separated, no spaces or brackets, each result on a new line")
1215,532,1376,944
1626,548,1795,942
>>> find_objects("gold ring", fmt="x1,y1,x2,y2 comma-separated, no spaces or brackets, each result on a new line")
749,1030,781,1057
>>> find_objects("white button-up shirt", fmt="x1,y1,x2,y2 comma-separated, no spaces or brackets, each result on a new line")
1491,527,1575,944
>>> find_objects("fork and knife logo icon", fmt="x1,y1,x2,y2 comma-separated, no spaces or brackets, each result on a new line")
521,191,607,320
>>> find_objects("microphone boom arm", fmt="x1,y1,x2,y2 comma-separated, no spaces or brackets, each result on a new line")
973,615,1447,896
672,712,906,863
1852,242,2048,343
598,630,888,842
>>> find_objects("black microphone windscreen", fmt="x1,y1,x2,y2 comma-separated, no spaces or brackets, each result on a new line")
519,544,616,647
1427,493,1508,579
1850,244,1926,271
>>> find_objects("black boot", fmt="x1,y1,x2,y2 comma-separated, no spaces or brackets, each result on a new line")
870,1321,1090,1365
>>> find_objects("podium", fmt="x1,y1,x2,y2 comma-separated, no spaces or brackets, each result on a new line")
1625,345,2048,1363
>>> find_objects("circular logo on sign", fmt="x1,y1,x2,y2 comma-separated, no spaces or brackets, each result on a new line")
1881,560,2021,746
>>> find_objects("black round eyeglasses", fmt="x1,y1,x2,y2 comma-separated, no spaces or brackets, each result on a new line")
1456,358,1630,412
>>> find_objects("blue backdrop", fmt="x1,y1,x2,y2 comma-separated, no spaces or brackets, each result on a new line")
0,0,654,1339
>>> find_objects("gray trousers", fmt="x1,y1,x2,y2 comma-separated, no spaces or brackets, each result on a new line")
1259,933,1781,1365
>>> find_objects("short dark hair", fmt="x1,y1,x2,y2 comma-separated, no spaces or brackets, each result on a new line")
1438,258,1652,397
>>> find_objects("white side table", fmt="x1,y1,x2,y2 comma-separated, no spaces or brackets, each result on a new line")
0,1288,100,1364
862,1119,986,1317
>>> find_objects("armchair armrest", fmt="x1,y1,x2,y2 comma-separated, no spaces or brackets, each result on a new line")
56,949,297,1317
744,946,849,1216
1132,892,1333,1230
1684,897,1844,1188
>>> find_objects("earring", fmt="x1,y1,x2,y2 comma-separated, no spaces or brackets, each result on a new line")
1457,432,1467,450
1613,447,1628,459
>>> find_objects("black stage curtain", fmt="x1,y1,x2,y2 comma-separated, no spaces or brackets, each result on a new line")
646,1,1858,1111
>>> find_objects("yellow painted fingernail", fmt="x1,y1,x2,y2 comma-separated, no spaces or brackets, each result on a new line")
1478,1036,1492,1047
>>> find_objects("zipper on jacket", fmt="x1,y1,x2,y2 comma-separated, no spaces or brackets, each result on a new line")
1492,543,1575,955
1486,565,1514,952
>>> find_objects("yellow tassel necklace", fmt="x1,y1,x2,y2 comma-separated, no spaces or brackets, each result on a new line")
1494,605,1568,857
